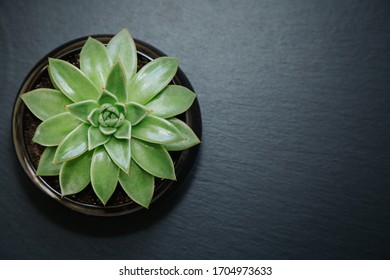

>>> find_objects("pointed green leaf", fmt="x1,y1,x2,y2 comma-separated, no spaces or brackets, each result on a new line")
80,37,112,89
98,112,107,127
91,147,119,205
106,106,119,115
105,118,117,127
104,137,131,173
99,126,117,135
125,102,149,125
106,61,127,103
98,89,118,105
114,120,131,139
21,89,72,121
48,58,100,102
127,57,179,104
66,100,99,123
59,151,93,196
145,85,196,118
54,123,89,163
132,115,184,144
107,28,137,80
36,147,62,176
131,138,176,180
114,102,126,115
87,108,100,127
164,118,201,151
33,112,81,146
88,126,110,150
114,113,125,127
119,160,154,208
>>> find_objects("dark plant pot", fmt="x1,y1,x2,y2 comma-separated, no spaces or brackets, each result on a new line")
12,35,202,216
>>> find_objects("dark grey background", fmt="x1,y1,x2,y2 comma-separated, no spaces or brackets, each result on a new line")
1,0,389,259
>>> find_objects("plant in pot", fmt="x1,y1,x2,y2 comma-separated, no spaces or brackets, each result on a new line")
15,28,200,215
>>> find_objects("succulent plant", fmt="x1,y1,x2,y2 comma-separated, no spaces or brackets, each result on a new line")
21,28,200,208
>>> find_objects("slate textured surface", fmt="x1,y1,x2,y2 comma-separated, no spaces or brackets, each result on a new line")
0,0,389,259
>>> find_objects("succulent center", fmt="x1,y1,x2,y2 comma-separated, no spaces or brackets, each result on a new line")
98,103,125,128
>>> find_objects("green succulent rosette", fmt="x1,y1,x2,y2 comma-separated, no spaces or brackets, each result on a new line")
21,29,200,207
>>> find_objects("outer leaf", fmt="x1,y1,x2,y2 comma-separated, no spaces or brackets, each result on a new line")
119,160,154,208
36,147,62,176
98,89,118,105
106,61,127,103
125,102,149,125
104,137,131,173
127,57,179,104
33,112,81,146
91,147,119,205
80,37,112,89
114,120,131,139
132,115,184,144
88,126,110,150
53,123,89,163
21,89,72,121
59,151,93,196
164,118,201,151
66,100,99,123
48,58,100,102
107,28,137,80
131,138,176,180
145,85,196,118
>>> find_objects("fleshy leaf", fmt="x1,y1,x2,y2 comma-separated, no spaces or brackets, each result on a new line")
132,115,184,144
114,102,126,116
99,126,117,135
164,118,201,151
145,85,196,118
48,58,100,102
104,137,131,173
98,112,108,127
127,57,179,104
88,126,110,150
53,123,89,163
106,61,127,103
114,113,125,127
125,102,149,125
106,106,119,115
87,108,100,127
21,89,72,121
59,151,93,196
119,160,154,208
80,37,112,90
98,89,118,105
36,147,62,176
105,116,118,127
114,120,131,139
131,138,176,180
91,146,119,205
107,28,137,80
33,112,81,146
66,100,99,123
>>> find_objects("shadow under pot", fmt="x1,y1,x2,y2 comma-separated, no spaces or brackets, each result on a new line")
12,35,202,216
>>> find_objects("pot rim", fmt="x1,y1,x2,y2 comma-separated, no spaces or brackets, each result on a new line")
12,34,202,216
